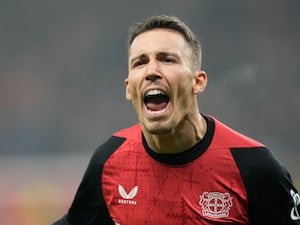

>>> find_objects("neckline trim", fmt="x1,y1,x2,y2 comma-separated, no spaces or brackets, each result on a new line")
142,115,215,165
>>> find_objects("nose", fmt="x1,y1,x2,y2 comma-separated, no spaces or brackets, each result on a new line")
145,60,162,81
146,74,162,81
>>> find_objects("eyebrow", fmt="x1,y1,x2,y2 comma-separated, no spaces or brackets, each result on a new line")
129,51,180,65
157,51,179,59
129,53,147,66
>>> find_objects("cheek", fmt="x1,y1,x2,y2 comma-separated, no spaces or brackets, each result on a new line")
128,84,142,108
130,87,140,102
178,92,192,109
126,77,139,98
173,80,194,108
175,77,194,96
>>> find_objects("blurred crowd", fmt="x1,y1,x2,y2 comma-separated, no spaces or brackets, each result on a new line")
0,1,299,225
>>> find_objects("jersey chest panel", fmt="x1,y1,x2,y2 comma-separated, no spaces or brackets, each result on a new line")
102,141,249,225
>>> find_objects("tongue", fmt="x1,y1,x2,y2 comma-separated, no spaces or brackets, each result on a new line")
146,102,168,111
145,96,168,111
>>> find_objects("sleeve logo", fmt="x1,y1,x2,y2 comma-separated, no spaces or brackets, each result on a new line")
199,191,233,219
290,189,300,220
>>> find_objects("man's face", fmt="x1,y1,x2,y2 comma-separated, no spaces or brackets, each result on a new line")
125,28,205,135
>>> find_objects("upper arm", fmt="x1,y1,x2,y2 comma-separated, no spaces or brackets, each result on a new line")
51,216,71,225
231,147,300,225
66,136,125,225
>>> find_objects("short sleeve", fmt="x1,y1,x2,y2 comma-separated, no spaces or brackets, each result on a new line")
231,147,300,225
66,136,125,225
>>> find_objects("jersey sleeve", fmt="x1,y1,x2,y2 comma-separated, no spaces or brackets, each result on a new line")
51,216,71,225
52,136,125,225
231,147,300,225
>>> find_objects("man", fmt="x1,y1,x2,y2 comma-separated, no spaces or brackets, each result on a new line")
53,15,300,225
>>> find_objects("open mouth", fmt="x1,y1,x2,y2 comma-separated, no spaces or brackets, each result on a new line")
144,89,170,111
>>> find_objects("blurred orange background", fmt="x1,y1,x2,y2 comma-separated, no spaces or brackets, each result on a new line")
0,155,86,225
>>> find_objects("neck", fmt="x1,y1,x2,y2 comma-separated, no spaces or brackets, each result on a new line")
143,114,207,154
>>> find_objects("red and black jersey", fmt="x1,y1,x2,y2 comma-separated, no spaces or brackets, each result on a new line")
53,116,300,225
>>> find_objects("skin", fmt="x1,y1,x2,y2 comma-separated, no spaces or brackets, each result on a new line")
125,28,208,154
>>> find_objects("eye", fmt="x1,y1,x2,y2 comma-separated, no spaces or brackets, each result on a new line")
163,57,176,63
133,59,146,68
157,53,178,64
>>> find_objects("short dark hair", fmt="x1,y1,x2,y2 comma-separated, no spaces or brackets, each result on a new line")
127,15,202,69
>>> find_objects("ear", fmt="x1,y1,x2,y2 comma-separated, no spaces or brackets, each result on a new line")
125,78,131,100
192,70,207,95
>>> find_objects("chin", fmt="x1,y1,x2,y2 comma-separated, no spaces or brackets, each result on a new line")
142,120,176,135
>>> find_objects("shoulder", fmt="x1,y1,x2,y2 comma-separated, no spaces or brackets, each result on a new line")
208,116,264,149
230,146,286,178
229,146,299,224
89,124,142,166
113,123,142,140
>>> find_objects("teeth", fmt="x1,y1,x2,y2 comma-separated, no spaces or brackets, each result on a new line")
146,89,166,96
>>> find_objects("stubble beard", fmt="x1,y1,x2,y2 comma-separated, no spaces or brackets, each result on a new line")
142,113,187,136
142,118,176,135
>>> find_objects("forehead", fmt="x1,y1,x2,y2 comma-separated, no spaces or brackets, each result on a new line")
129,28,191,58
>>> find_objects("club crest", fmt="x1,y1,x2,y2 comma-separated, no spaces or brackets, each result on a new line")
199,191,233,218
